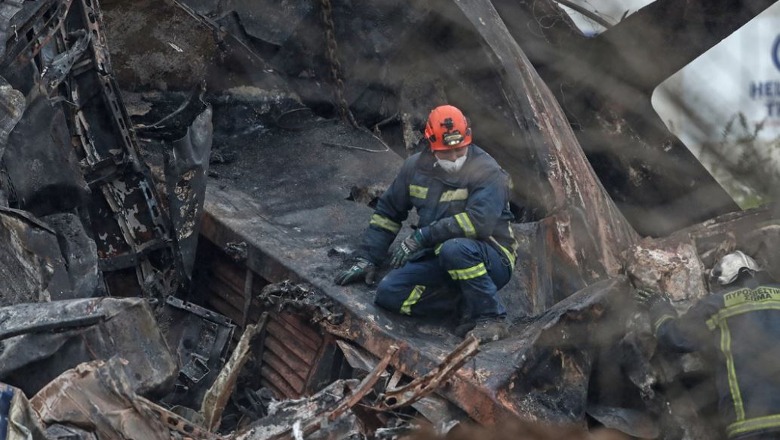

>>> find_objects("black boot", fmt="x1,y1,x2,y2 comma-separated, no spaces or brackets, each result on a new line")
466,317,508,343
454,319,476,337
454,297,474,337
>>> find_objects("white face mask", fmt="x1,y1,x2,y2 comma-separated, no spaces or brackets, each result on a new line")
437,154,467,173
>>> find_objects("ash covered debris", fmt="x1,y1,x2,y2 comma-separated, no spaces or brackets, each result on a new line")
0,0,779,439
0,0,207,300
258,281,344,326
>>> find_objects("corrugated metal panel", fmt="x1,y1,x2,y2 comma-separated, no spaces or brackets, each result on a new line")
203,251,245,326
260,313,324,398
195,238,328,399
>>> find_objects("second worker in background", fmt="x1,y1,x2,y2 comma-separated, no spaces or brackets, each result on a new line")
335,104,518,343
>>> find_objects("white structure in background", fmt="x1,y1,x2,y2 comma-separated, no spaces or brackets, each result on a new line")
653,3,780,207
654,4,780,148
563,1,780,207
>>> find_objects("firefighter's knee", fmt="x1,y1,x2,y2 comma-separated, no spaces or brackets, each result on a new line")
437,238,476,266
375,276,404,312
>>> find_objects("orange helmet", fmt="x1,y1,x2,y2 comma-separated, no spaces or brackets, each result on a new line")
424,105,472,151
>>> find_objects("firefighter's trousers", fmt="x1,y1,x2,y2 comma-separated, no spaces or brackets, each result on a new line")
374,238,511,320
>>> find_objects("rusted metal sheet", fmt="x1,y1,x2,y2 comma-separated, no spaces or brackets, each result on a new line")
31,357,225,440
265,334,312,376
259,364,299,399
372,336,479,412
31,358,171,440
196,238,268,327
207,265,246,325
254,284,349,398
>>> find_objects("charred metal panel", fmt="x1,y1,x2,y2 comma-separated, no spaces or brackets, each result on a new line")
3,93,86,216
164,103,212,283
0,206,71,304
0,297,177,397
0,0,185,297
31,358,171,440
206,254,251,325
159,295,235,409
132,88,214,289
0,75,24,165
40,212,102,298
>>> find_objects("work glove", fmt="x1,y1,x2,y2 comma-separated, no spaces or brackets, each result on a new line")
390,229,427,268
634,287,664,309
334,257,378,286
634,286,675,316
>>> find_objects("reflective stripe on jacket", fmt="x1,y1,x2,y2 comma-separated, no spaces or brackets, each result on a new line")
359,144,517,265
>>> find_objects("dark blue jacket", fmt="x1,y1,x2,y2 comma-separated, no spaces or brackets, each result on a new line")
358,144,517,266
652,273,780,439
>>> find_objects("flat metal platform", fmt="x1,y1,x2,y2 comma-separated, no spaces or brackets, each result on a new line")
201,120,613,424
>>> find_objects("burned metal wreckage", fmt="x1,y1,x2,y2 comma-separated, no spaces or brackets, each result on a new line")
0,0,779,439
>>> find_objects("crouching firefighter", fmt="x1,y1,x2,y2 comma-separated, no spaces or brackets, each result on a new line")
635,251,780,440
334,104,518,343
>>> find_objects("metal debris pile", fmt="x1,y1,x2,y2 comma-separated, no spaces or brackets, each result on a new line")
0,294,480,439
1,0,779,439
0,0,474,437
